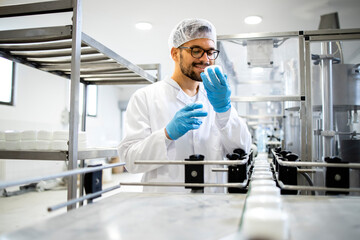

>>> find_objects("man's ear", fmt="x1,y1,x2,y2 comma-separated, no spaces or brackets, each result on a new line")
170,47,179,62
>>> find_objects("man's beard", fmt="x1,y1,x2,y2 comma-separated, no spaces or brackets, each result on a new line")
179,53,209,82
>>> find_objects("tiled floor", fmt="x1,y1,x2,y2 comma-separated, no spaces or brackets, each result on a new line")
0,172,143,235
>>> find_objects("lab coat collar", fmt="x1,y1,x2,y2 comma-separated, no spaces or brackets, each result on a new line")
164,76,208,105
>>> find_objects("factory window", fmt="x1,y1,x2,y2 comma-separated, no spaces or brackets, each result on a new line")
86,85,98,117
0,57,15,106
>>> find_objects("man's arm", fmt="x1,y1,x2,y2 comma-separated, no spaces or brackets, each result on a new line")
118,92,169,174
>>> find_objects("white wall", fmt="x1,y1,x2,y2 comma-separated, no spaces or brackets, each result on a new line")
0,63,133,181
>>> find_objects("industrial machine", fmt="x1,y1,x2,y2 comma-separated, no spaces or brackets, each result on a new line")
216,14,360,196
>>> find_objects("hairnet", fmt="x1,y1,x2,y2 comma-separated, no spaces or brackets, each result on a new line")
168,18,217,49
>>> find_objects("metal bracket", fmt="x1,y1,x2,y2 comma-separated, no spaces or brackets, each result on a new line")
321,130,336,137
185,155,204,193
227,150,248,194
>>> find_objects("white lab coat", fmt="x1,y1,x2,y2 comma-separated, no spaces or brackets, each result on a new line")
118,76,251,193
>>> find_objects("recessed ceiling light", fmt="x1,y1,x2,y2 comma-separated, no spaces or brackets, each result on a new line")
135,22,152,30
244,16,262,25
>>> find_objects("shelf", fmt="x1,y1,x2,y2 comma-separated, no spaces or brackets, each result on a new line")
0,26,159,85
0,148,118,161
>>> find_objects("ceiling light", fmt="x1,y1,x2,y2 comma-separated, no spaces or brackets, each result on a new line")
135,22,152,30
244,16,262,25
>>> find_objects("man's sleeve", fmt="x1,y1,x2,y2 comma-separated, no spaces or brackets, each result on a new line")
216,106,252,154
117,92,171,173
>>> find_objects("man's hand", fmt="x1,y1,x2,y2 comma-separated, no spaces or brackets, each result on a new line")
201,66,231,113
165,103,208,140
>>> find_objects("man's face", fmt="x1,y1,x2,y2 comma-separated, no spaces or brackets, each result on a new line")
178,38,216,82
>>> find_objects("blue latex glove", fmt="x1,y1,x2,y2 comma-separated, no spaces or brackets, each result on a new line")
166,103,208,140
201,66,231,113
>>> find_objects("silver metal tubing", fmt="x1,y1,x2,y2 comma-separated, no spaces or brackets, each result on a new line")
336,131,360,136
321,41,334,159
285,161,360,168
271,150,360,169
67,0,82,211
297,168,323,173
303,28,360,36
212,168,229,172
120,181,248,188
239,114,283,119
309,34,360,42
305,40,313,162
0,162,125,190
217,31,299,41
47,185,120,212
231,95,302,102
299,34,307,162
271,164,359,193
277,179,360,193
134,159,248,165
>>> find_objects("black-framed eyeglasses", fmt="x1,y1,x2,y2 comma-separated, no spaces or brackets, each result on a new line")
178,46,220,60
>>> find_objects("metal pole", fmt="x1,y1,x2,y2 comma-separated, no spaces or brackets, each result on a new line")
68,0,82,211
298,34,307,161
134,160,248,165
321,42,334,159
119,182,248,188
0,162,125,190
48,185,120,212
79,84,87,206
305,40,313,162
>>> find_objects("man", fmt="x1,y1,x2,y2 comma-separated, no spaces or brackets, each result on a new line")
118,18,251,192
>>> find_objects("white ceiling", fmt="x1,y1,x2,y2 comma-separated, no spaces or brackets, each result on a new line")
80,0,360,78
2,0,360,81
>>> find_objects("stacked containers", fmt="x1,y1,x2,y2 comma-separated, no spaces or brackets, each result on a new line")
242,156,289,240
0,130,87,151
4,131,21,150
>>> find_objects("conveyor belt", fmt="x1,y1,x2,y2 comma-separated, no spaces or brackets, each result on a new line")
0,192,359,240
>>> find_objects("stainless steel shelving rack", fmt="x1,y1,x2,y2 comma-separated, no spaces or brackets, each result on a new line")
0,0,159,210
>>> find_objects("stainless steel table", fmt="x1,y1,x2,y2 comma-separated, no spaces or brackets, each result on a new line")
1,192,359,240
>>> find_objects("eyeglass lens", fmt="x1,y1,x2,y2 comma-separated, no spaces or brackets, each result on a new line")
191,47,218,60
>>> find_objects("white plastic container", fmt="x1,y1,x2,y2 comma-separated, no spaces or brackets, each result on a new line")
204,65,223,84
21,130,37,140
37,130,53,140
252,171,273,177
4,141,20,150
78,141,87,150
51,140,68,150
254,161,269,166
53,131,68,141
78,131,87,143
0,141,6,150
246,195,282,210
242,208,289,240
36,140,51,150
20,140,37,150
251,173,274,180
249,186,280,197
0,131,5,140
250,179,276,188
253,166,271,172
5,131,21,141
